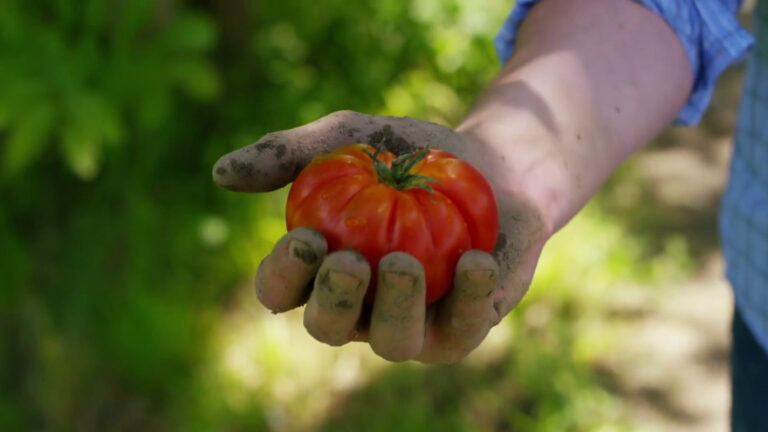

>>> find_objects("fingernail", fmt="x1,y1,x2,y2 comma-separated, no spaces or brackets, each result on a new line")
383,271,415,288
465,269,495,283
289,239,319,265
327,270,361,293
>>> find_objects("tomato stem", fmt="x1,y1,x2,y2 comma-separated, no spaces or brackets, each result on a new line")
363,146,439,192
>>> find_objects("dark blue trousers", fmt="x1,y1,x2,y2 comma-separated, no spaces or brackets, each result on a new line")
731,307,768,432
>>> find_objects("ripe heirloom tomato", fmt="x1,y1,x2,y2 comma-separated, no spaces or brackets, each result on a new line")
286,144,498,304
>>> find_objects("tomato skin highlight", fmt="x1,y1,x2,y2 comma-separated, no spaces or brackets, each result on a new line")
286,144,498,304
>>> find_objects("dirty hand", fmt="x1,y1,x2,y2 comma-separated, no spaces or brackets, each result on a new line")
212,110,548,363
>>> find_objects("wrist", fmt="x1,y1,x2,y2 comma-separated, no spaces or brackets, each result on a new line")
454,50,629,235
456,116,570,240
453,0,693,236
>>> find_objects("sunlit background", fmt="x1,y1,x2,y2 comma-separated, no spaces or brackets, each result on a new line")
0,0,753,431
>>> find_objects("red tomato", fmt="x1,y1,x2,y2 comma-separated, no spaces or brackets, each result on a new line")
286,144,498,304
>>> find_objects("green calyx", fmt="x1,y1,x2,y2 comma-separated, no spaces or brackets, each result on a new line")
363,145,439,193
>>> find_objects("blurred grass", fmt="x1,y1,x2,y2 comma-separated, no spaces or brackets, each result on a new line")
0,1,740,431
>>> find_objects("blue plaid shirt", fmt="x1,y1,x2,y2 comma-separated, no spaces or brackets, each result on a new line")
496,1,768,353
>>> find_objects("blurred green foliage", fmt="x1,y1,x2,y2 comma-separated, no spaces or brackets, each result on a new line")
0,1,700,431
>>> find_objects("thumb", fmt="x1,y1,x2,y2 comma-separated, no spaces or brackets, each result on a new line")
212,110,377,193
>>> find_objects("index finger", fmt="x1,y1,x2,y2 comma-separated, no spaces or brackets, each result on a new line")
212,111,375,192
211,110,459,193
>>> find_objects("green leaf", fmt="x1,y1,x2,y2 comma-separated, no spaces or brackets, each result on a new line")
54,92,122,179
68,93,124,146
95,102,123,146
164,12,218,53
136,85,172,130
2,102,55,175
169,59,220,100
0,78,48,130
60,123,101,181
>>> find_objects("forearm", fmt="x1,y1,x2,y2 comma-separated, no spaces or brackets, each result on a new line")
457,0,693,234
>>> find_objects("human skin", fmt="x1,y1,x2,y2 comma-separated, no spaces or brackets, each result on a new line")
212,0,693,363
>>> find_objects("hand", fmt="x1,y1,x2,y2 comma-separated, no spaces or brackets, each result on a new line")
212,110,549,363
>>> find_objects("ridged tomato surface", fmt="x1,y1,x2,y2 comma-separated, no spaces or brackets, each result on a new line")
286,144,498,304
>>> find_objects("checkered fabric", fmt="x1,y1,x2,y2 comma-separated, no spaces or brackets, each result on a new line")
721,1,768,356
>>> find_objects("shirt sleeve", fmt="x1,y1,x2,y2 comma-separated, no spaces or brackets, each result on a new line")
494,0,755,125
